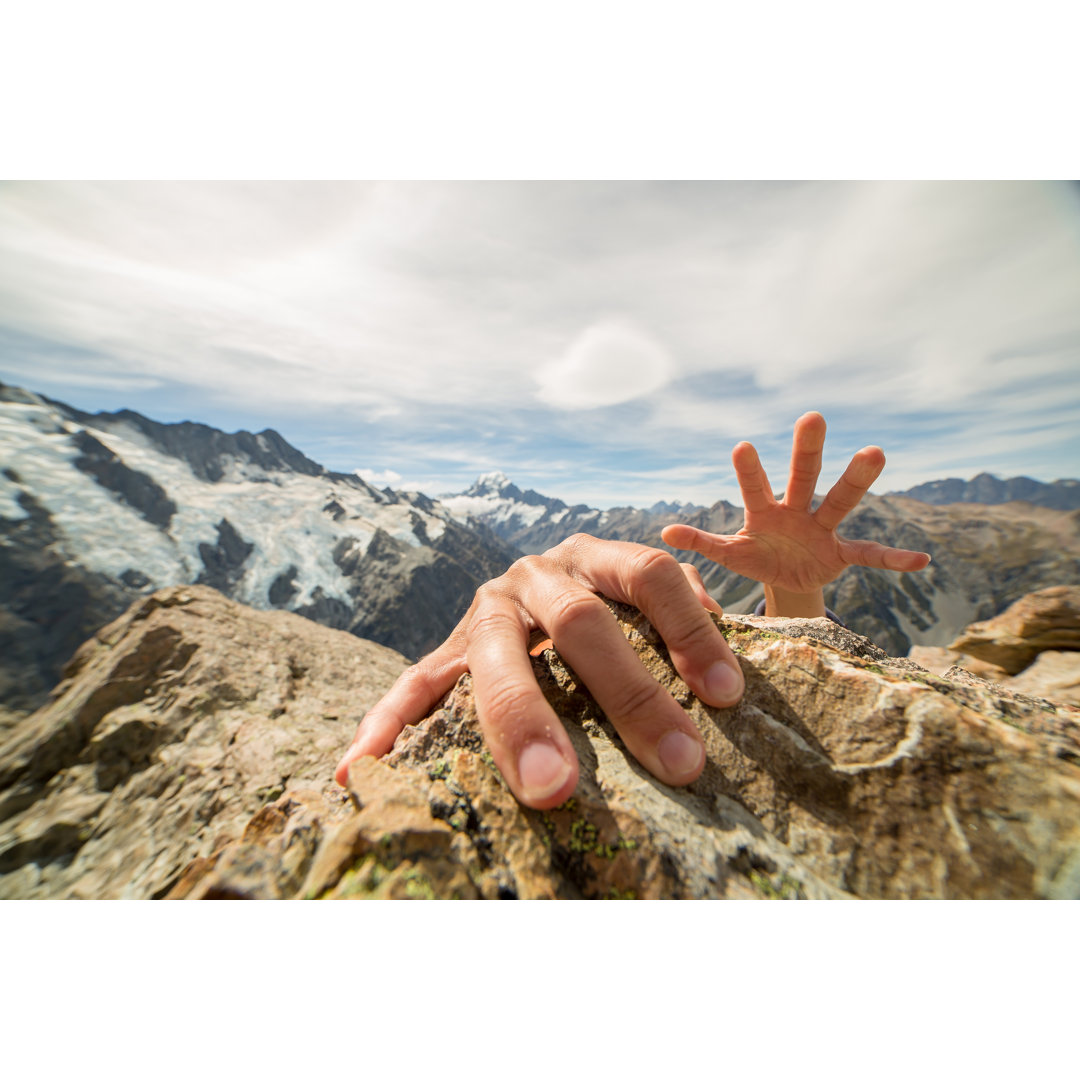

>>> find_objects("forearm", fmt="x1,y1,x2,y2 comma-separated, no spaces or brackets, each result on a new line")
763,584,827,618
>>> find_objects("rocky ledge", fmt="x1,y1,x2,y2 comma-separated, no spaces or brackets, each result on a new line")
3,587,1079,900
0,586,408,899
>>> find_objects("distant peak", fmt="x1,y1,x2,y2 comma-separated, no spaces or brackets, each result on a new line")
467,471,517,496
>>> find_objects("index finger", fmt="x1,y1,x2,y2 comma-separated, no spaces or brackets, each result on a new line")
334,631,470,785
554,534,744,708
814,445,886,531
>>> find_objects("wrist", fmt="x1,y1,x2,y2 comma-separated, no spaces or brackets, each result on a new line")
763,584,827,619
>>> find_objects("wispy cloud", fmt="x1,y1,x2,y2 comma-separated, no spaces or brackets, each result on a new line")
1,180,1078,507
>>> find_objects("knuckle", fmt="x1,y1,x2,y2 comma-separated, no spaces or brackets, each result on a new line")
396,663,431,692
553,532,593,564
563,532,593,549
509,554,546,577
628,545,680,587
672,612,719,652
466,607,522,641
480,678,536,725
473,577,509,607
546,590,606,637
607,677,669,726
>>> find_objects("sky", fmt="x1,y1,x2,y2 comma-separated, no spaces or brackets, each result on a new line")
2,180,1079,508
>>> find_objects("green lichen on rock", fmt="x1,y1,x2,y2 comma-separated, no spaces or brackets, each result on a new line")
324,855,387,898
401,867,436,900
749,870,804,900
427,759,450,781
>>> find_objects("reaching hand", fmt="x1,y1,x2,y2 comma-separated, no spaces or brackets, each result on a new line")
662,412,931,616
335,535,744,809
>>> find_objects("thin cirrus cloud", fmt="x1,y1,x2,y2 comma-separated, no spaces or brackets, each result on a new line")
0,180,1078,507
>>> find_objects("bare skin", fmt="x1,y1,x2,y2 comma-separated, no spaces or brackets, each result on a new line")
335,534,742,808
336,411,931,809
662,411,931,617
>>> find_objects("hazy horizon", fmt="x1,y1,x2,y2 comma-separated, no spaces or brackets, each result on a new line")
3,180,1079,508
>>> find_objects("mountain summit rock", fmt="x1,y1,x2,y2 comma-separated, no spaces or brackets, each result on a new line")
3,585,1077,900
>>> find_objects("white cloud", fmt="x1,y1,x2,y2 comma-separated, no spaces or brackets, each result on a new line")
1,181,1078,505
533,319,674,410
355,467,403,487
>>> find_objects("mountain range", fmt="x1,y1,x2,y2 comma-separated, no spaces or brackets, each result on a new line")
892,474,1080,509
0,383,518,711
3,380,1079,713
439,465,1080,658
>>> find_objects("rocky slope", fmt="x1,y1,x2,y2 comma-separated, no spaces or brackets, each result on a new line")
0,383,517,711
894,473,1080,510
443,472,1080,657
911,587,1080,706
0,586,409,899
3,585,1078,900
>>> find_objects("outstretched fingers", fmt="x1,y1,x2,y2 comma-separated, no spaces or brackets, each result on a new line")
838,537,932,572
814,445,886,531
784,411,827,512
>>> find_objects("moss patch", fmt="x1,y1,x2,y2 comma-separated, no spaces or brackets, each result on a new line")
749,870,804,900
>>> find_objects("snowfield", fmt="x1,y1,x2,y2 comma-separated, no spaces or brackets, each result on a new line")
0,393,455,610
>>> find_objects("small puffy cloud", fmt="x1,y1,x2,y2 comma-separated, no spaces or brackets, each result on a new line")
534,319,674,410
355,467,403,487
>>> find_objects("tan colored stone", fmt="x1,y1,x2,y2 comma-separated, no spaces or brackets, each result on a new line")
0,585,409,899
908,645,1011,682
1004,651,1080,707
171,604,1080,901
950,585,1080,674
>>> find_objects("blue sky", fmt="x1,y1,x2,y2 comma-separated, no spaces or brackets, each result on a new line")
2,180,1079,508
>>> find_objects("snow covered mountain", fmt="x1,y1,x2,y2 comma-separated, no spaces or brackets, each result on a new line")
5,378,1078,714
442,470,1080,658
440,471,706,555
0,383,518,711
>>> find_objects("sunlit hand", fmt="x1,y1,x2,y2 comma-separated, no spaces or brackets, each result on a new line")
335,535,744,809
662,412,931,618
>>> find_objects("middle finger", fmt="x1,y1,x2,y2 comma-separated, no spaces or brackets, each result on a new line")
512,558,710,787
553,534,745,708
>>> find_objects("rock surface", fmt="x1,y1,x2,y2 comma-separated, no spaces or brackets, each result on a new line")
0,586,409,899
6,587,1080,900
950,586,1080,675
169,601,1080,901
1005,651,1080,707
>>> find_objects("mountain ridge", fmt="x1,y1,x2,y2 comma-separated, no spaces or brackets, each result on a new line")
440,470,1080,656
0,382,518,711
3,379,1079,711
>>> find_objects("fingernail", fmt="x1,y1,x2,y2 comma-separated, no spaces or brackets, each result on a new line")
334,747,359,785
703,661,743,704
518,741,572,801
657,730,705,780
